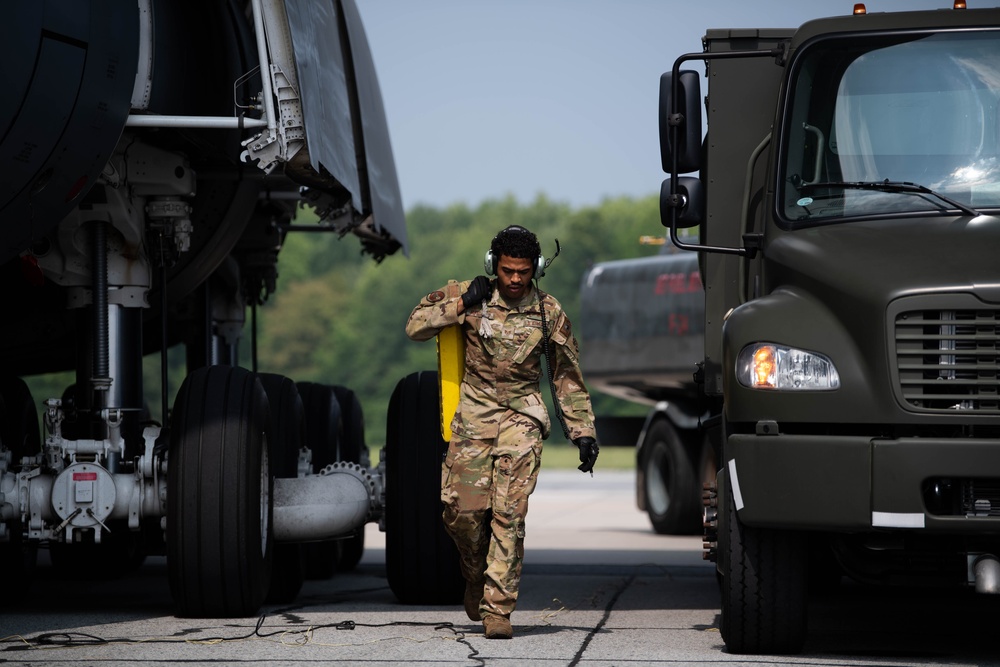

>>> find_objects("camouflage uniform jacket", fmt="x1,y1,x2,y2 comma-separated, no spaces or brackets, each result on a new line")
406,279,596,441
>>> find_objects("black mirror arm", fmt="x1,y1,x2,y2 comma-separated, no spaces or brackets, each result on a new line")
666,48,782,258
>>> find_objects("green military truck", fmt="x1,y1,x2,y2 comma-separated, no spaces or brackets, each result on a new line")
655,3,1000,655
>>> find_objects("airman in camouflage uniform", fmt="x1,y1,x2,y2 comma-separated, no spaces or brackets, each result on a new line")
405,225,599,639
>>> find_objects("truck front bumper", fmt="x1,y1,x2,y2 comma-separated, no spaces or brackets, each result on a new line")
728,433,1000,534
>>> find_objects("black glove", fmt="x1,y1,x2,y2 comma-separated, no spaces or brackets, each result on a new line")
573,436,599,474
462,275,492,309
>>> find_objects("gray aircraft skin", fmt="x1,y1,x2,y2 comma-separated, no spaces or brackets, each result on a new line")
0,0,420,618
1,0,405,375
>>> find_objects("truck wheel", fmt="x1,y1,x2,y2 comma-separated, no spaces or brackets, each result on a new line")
296,381,343,580
719,470,807,654
385,371,463,605
332,385,367,571
640,419,700,535
258,373,306,604
168,366,273,618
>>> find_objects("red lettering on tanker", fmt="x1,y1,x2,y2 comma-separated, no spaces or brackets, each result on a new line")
654,271,702,295
668,313,690,336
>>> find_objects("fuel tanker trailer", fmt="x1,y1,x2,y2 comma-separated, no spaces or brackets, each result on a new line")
0,0,435,617
579,245,714,536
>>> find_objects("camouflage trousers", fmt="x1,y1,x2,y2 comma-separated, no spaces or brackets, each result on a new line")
441,410,543,619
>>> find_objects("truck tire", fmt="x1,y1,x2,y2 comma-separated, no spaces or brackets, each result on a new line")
640,419,700,535
258,373,306,604
385,371,463,605
719,470,807,654
332,384,367,571
168,366,273,618
296,381,343,580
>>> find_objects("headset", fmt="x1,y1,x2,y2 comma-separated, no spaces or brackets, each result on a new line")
481,225,570,440
484,225,546,278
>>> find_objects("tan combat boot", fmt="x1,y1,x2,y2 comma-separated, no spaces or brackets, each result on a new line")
483,613,513,639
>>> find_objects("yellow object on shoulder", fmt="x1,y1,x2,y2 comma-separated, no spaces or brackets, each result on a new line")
437,324,465,441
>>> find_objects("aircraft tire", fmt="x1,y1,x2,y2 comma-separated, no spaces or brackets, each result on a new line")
258,373,306,604
0,378,38,598
296,381,343,580
385,371,463,605
332,385,367,571
167,366,273,618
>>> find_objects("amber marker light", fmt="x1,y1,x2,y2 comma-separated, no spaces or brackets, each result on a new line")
954,1,968,8
853,3,867,15
752,346,777,389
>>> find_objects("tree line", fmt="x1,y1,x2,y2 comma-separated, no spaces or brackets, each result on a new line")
259,193,666,446
26,193,666,448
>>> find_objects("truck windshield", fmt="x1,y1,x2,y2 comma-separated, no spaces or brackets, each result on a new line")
781,31,1000,222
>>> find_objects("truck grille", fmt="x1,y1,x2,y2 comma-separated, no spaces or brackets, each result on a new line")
925,477,1000,517
962,479,1000,517
895,309,1000,413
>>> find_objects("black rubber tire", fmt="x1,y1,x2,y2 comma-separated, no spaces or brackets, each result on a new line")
0,376,40,467
640,419,700,535
719,469,808,654
385,371,463,605
296,381,343,580
332,385,368,465
0,384,37,600
332,385,367,571
0,519,35,601
258,373,306,604
167,366,274,618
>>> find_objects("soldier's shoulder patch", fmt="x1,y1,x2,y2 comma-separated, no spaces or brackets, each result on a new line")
427,290,446,303
560,319,571,336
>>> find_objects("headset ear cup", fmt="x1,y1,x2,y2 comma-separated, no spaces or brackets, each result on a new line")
536,255,546,278
484,249,496,275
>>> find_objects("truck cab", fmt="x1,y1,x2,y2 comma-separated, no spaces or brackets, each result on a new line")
662,5,1000,654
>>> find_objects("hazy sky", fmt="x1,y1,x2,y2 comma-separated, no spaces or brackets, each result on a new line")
356,1,969,210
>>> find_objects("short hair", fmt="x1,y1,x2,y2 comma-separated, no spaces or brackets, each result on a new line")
491,225,540,261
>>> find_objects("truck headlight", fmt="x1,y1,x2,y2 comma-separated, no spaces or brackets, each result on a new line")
736,344,840,390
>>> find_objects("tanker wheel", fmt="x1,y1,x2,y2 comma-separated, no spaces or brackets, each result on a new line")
167,366,273,618
0,380,38,598
259,373,306,604
296,381,344,580
332,384,367,571
719,469,807,654
385,371,463,605
641,419,700,535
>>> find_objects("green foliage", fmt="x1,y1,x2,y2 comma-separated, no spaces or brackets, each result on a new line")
541,442,634,470
20,194,665,452
253,193,664,448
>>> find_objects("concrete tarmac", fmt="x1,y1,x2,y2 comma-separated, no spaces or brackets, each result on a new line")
3,469,1000,666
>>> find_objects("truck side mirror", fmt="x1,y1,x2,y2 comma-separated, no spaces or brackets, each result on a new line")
659,70,702,175
660,176,703,228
